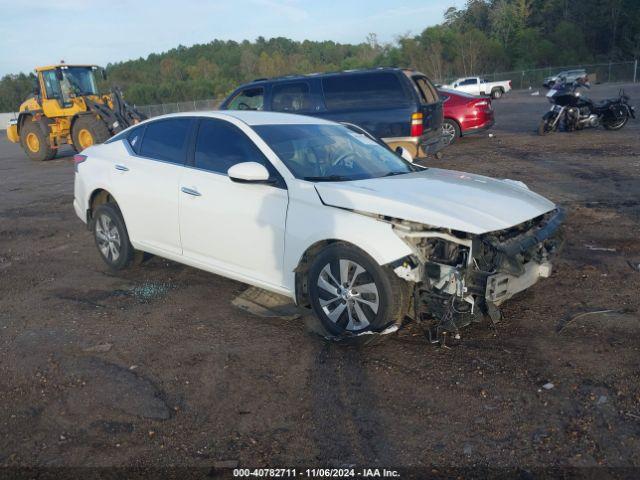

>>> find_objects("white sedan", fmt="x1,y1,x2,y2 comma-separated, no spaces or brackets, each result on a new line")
74,111,563,336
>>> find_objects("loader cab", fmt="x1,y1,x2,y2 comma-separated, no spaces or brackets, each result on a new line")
37,65,101,116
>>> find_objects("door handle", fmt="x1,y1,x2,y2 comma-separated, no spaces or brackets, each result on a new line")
181,186,201,197
115,164,129,172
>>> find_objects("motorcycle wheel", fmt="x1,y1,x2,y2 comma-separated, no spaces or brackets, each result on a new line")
538,118,555,136
602,115,628,131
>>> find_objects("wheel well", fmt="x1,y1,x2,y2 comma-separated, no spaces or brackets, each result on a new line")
17,113,31,133
87,189,118,223
443,117,461,131
70,113,94,134
18,114,50,138
294,239,374,307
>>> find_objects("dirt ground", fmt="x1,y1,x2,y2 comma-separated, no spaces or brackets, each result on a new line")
1,84,639,478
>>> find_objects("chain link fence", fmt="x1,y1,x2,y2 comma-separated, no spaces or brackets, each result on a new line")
133,60,638,118
445,61,638,90
135,98,223,118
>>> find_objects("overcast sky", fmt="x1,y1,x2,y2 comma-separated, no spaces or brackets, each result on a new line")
0,0,460,76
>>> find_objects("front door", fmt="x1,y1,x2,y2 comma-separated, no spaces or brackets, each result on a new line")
179,118,289,289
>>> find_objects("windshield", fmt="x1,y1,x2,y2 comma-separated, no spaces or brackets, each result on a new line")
254,124,418,181
60,67,98,98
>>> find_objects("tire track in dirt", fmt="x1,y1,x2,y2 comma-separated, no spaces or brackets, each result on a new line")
307,343,399,466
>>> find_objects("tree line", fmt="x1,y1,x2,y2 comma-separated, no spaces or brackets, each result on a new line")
1,0,638,111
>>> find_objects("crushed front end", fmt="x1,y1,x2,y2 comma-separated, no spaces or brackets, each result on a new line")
390,208,565,338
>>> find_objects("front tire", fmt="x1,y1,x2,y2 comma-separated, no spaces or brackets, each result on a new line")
20,121,55,161
72,115,111,151
538,117,556,136
307,244,409,336
602,115,628,131
92,203,135,270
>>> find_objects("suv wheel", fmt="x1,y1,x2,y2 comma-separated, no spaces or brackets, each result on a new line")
307,244,409,336
92,203,134,270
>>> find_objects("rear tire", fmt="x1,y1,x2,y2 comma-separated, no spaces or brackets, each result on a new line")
491,88,503,99
20,120,55,161
307,243,410,336
442,119,461,145
91,203,135,270
72,115,111,151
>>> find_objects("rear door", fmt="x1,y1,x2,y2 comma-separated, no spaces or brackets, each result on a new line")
110,118,194,255
409,74,443,139
316,72,415,138
269,81,319,114
179,118,289,289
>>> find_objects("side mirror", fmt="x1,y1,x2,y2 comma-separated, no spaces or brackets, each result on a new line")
395,146,414,163
228,162,274,184
55,68,64,81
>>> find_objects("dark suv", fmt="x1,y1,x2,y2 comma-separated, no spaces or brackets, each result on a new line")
220,68,445,159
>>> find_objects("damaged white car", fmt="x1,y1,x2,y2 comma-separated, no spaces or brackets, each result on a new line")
74,111,563,337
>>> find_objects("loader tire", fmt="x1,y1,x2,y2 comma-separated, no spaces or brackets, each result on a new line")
20,120,55,161
72,115,111,151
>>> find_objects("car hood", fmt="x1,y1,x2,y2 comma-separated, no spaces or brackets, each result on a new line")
314,168,556,234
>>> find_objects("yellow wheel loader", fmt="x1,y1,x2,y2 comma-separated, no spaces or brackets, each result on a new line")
6,64,146,161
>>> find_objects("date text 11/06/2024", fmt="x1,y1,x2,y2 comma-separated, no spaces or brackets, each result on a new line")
233,468,401,478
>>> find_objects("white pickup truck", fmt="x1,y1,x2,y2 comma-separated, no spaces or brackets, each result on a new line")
443,77,512,99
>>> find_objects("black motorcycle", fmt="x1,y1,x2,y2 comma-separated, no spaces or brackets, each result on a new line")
538,80,635,135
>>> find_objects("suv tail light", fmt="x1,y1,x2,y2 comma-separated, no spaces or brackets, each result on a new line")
73,154,87,172
410,112,423,137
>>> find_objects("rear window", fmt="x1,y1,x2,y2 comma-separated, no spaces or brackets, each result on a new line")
127,125,145,154
412,76,439,104
272,82,312,112
322,73,408,110
139,118,192,164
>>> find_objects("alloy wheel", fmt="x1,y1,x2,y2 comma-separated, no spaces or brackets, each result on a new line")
316,259,379,331
442,123,457,144
95,214,121,262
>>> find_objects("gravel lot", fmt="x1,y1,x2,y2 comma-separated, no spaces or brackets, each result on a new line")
1,84,639,477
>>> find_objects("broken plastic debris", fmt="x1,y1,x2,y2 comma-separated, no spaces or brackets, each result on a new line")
304,314,399,346
542,382,554,390
232,286,301,320
83,342,113,353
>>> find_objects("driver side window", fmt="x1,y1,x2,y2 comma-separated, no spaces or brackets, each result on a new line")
227,87,264,111
194,119,284,187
